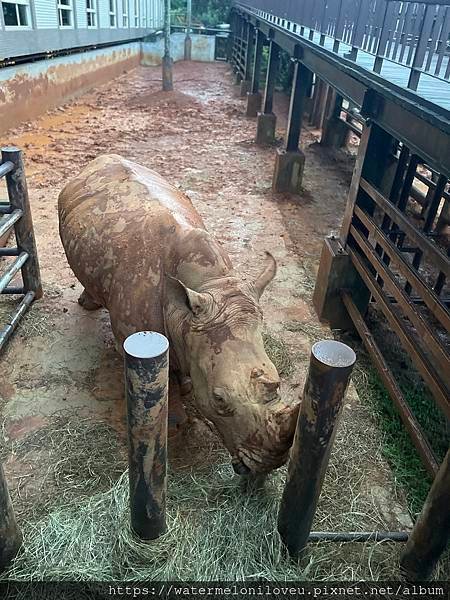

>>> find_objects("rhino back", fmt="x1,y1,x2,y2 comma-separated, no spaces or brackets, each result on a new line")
58,154,232,343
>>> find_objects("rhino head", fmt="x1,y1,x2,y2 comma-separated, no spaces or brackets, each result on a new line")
164,253,300,474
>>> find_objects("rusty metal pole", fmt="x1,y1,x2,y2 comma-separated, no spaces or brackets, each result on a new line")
2,147,42,299
0,462,22,572
278,340,356,557
400,448,450,580
124,331,169,540
162,0,173,91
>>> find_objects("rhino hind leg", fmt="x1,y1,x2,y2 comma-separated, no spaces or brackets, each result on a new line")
78,289,102,311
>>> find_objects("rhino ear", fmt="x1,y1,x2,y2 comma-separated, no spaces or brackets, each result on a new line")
165,275,209,317
253,252,277,299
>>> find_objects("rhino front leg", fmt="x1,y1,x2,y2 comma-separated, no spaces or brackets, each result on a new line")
78,289,102,311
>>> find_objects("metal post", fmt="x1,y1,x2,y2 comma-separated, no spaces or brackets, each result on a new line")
0,462,22,572
262,40,280,114
162,0,173,91
285,62,312,152
240,21,254,96
277,340,356,557
255,40,279,145
124,331,169,540
272,61,312,194
400,449,450,580
251,29,264,95
1,147,42,299
184,0,192,61
246,29,264,117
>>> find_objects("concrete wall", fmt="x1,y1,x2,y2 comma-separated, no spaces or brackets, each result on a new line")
0,32,218,135
141,33,216,65
0,42,141,135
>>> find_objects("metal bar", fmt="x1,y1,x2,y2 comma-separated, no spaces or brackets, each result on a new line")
0,248,20,257
0,204,12,215
0,462,22,572
401,449,450,581
1,148,42,299
286,62,312,152
0,252,29,295
0,162,14,179
360,178,450,277
0,291,35,353
251,29,265,94
262,40,280,113
347,246,450,418
278,340,356,557
309,530,409,542
2,287,25,295
342,291,439,476
124,331,169,540
354,205,450,333
0,210,23,241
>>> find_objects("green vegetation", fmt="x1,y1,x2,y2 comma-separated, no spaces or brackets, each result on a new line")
171,0,232,27
352,351,448,516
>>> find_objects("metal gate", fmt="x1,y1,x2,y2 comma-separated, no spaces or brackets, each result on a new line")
0,147,42,353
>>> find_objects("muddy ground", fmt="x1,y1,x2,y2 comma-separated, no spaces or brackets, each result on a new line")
0,61,419,577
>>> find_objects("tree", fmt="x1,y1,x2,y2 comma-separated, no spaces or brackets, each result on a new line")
172,0,232,27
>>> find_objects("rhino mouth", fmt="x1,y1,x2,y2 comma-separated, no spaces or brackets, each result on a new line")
232,445,289,475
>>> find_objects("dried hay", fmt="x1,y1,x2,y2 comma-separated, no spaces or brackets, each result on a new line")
4,401,446,585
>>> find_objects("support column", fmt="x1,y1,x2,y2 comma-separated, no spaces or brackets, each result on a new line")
184,0,192,61
278,340,356,558
321,92,349,148
240,21,254,97
0,462,22,572
310,79,328,129
401,449,450,580
272,62,312,194
124,331,169,540
255,40,279,145
246,29,264,117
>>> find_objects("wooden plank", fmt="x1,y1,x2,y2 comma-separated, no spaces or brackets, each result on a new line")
354,205,450,333
348,246,450,418
342,291,439,476
350,224,450,383
360,178,450,277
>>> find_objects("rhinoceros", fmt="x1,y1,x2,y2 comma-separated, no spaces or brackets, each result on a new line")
58,154,299,474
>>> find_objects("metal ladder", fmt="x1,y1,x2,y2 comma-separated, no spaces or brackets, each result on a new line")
0,147,42,353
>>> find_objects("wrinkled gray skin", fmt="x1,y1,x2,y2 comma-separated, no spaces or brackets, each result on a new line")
58,155,300,474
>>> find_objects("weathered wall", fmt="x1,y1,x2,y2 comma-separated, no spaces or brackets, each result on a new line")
0,33,218,135
141,33,216,66
0,43,141,135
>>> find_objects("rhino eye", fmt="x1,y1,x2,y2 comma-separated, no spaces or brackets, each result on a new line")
212,390,235,417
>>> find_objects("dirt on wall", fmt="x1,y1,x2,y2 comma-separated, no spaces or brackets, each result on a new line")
0,46,141,135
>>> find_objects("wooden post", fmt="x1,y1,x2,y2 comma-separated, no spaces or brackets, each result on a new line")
400,449,450,580
162,0,173,92
277,340,356,557
124,331,169,540
0,462,22,572
2,147,42,299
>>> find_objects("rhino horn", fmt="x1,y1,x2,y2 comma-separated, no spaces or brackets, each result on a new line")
253,252,277,300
